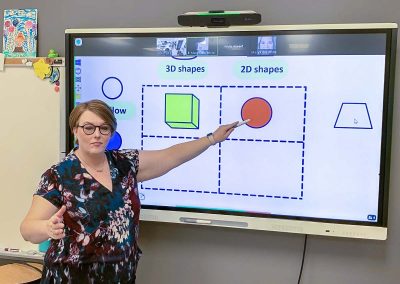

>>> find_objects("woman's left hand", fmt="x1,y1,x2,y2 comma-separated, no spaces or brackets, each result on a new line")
211,122,238,144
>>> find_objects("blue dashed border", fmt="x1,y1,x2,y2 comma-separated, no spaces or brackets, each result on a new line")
141,84,307,200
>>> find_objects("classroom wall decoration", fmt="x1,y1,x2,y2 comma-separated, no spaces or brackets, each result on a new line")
2,9,38,57
33,58,61,92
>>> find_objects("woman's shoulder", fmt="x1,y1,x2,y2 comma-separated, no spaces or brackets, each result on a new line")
108,149,140,174
42,151,80,177
108,149,139,161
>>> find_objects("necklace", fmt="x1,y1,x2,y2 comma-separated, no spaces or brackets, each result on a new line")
76,152,107,173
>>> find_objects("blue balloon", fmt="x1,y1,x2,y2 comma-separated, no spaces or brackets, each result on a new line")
12,18,19,27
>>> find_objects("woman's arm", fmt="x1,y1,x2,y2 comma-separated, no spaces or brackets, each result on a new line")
137,122,237,182
20,195,66,244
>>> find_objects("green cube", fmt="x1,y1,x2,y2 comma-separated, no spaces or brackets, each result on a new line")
165,93,199,129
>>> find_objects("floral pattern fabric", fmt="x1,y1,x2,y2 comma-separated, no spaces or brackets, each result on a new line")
35,149,141,283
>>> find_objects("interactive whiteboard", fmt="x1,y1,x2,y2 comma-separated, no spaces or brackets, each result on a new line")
65,24,397,239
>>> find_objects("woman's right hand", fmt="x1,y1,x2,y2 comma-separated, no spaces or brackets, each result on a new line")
46,205,66,239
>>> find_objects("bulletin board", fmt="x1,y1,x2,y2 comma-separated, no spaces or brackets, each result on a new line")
0,58,64,255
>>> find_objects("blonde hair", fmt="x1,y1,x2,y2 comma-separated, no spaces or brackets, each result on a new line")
69,99,117,134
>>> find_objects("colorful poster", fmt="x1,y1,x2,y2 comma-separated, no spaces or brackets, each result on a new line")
3,9,38,57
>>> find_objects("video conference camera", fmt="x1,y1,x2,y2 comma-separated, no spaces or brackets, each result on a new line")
178,10,261,27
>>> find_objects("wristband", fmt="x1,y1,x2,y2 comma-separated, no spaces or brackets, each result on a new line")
207,133,216,146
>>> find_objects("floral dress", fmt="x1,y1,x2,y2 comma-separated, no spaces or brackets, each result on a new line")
35,149,141,284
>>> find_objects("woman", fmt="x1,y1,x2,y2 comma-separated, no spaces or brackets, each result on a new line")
20,99,236,283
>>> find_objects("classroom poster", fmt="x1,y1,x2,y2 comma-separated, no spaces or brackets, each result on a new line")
2,9,38,57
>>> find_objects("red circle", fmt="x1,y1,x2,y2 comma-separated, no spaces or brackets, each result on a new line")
241,97,272,128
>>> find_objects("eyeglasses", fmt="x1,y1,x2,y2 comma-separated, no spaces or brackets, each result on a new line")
78,123,112,135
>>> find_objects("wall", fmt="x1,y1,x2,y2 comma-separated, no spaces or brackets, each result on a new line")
0,1,399,283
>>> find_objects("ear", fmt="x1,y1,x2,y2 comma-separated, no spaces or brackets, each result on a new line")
73,127,79,144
